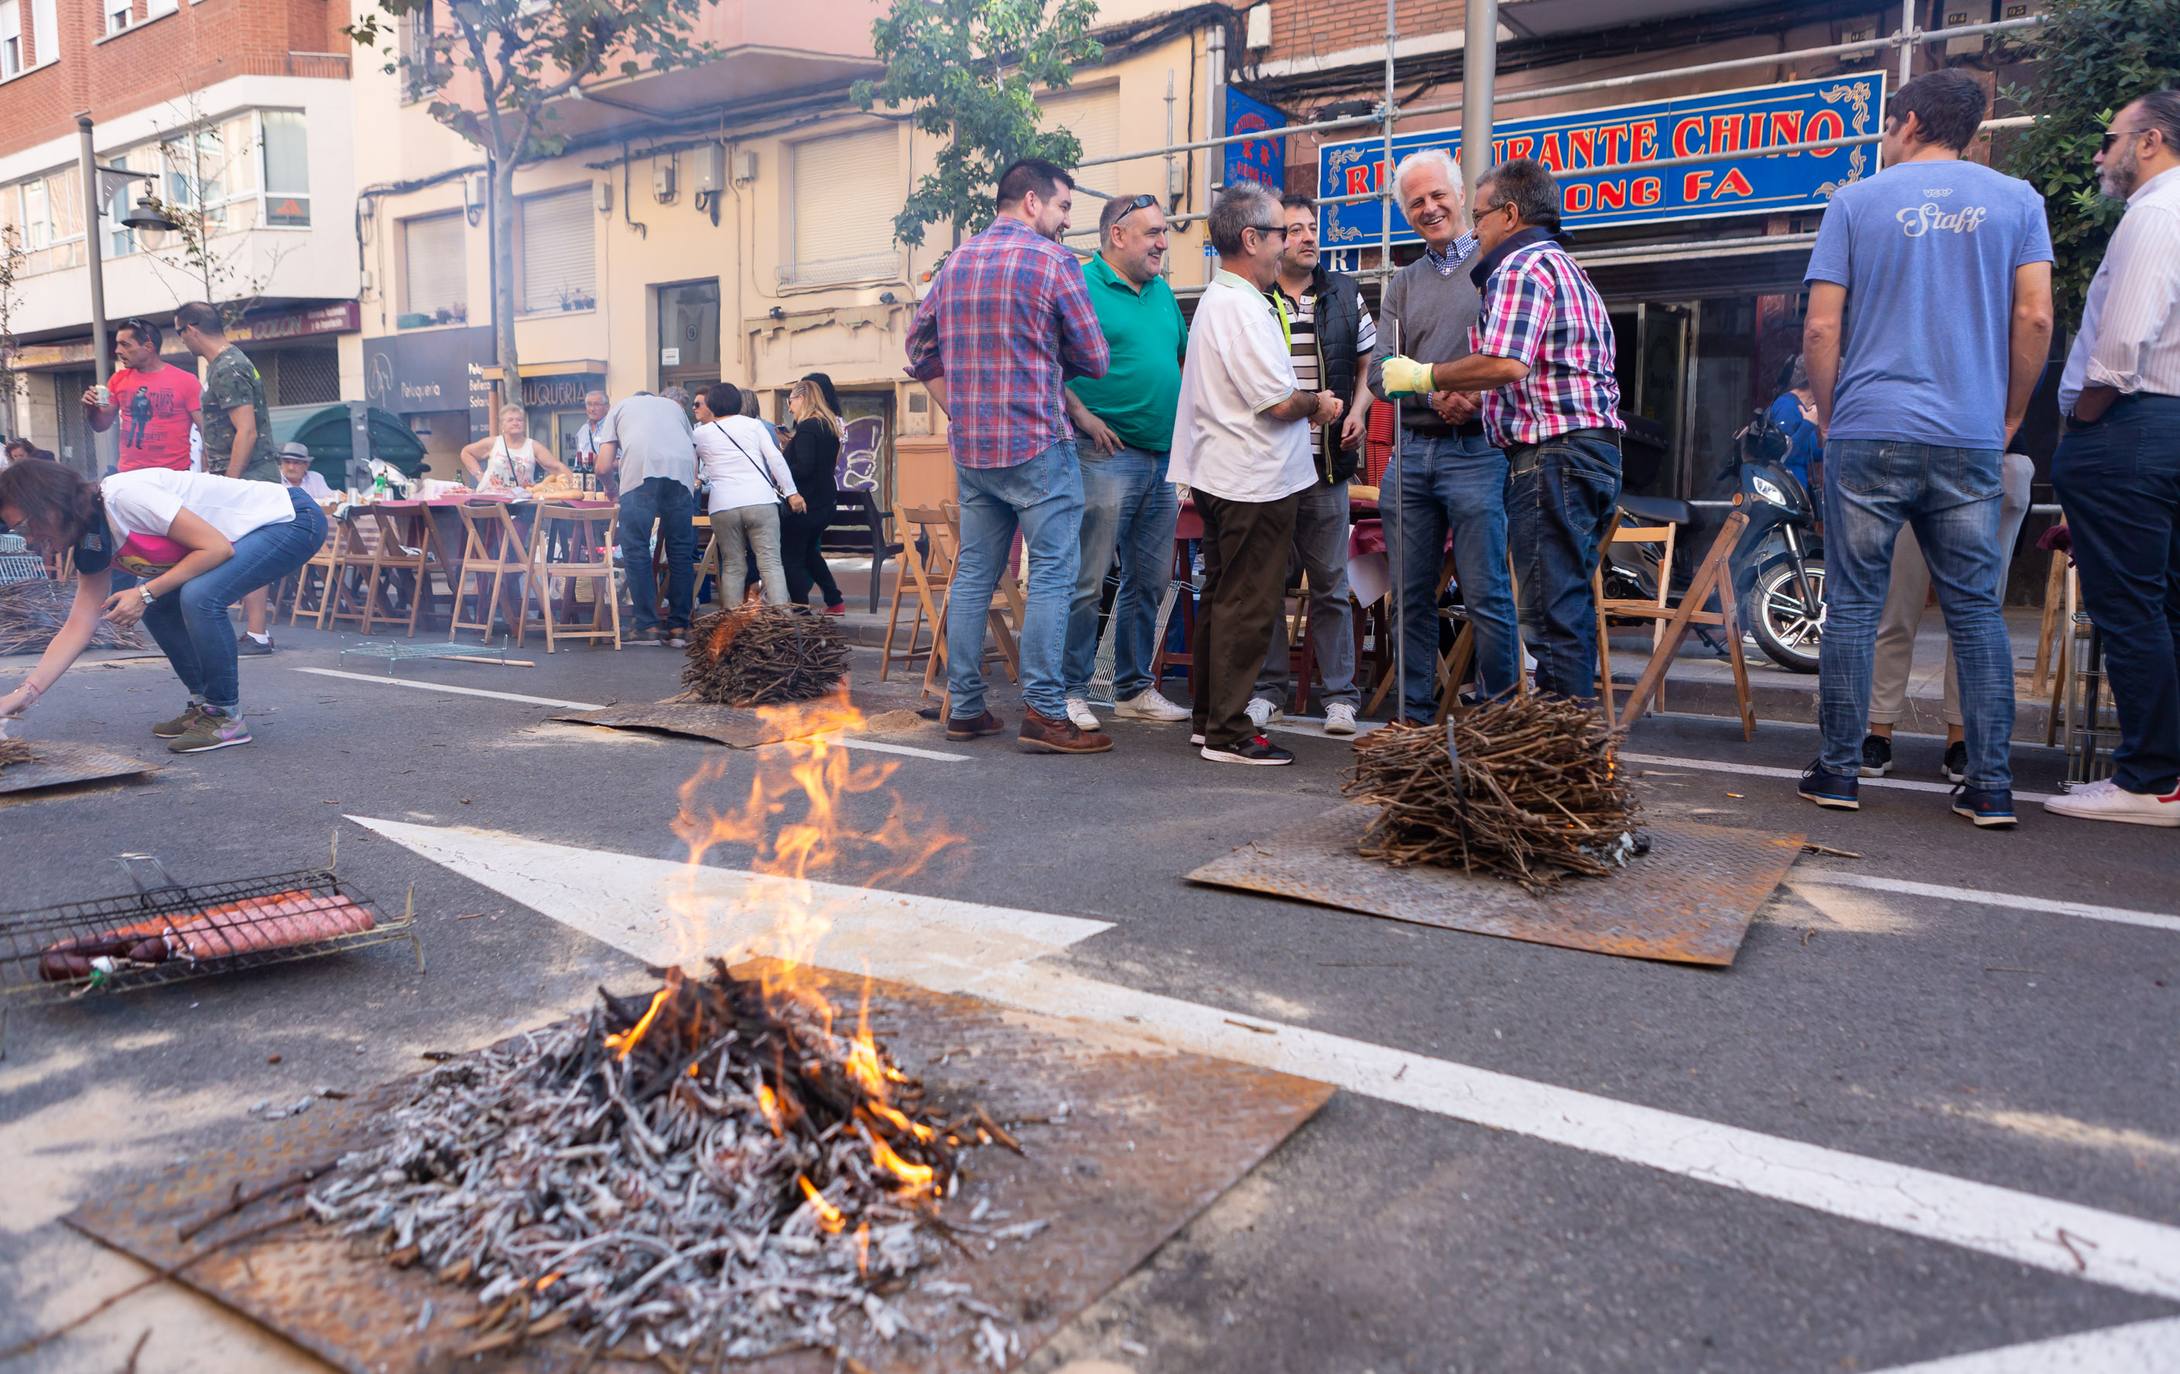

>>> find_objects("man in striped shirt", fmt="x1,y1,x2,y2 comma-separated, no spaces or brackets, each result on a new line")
1381,158,1623,703
2046,89,2180,827
905,158,1113,754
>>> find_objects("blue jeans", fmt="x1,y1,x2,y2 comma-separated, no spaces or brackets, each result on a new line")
1507,432,1621,702
950,440,1083,720
619,477,696,632
1819,440,2013,790
141,487,325,711
1390,431,1520,719
1064,442,1177,702
2053,395,2180,794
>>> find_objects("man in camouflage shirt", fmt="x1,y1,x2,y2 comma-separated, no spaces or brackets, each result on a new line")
176,301,284,651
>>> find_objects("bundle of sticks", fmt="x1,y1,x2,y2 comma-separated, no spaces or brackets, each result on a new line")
38,889,375,982
682,604,851,706
309,961,1029,1365
0,736,29,772
1343,696,1641,892
0,580,145,656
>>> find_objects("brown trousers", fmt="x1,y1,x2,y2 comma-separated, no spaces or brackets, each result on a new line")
1191,489,1303,749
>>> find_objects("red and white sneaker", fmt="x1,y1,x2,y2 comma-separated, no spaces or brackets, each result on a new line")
2042,777,2180,828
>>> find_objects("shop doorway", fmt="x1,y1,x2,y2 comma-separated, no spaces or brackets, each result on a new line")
656,280,721,394
1609,302,1689,500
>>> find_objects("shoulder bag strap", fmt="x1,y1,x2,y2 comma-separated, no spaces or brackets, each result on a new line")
713,422,785,498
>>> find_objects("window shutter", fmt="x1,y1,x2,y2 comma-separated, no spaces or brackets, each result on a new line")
791,128,900,282
519,188,595,312
1039,87,1120,169
404,213,466,319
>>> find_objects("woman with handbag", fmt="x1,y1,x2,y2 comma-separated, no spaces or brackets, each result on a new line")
693,383,803,605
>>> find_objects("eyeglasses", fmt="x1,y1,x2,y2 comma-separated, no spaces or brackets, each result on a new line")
2100,126,2151,153
1112,192,1159,227
1481,199,1518,222
1247,222,1292,239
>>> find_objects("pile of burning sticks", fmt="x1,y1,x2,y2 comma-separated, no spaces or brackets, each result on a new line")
309,960,1031,1365
1343,695,1641,892
682,605,852,707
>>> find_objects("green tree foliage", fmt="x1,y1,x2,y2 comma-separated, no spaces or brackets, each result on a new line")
2003,0,2180,325
853,0,1103,250
344,1,713,395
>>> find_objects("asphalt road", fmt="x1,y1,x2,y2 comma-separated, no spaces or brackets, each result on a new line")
1,626,2174,1373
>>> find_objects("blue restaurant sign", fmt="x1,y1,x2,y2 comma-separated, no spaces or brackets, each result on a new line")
1317,72,1885,252
1224,86,1288,192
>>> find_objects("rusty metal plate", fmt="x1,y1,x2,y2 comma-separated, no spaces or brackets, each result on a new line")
0,740,156,797
551,700,826,748
1188,804,1801,966
67,963,1333,1373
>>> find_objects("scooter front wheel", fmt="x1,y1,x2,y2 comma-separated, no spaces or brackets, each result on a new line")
1751,557,1825,673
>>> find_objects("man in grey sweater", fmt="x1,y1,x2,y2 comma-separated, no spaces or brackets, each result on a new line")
1367,148,1521,722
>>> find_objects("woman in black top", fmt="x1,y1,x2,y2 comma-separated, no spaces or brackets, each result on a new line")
778,373,845,612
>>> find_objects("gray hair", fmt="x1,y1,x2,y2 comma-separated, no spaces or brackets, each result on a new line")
1392,147,1465,205
661,385,694,412
1208,183,1280,257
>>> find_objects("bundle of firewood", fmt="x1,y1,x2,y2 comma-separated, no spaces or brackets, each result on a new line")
0,580,144,656
1343,696,1641,892
682,604,850,706
0,736,30,771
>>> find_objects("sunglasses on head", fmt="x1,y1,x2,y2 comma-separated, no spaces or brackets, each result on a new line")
1112,193,1160,226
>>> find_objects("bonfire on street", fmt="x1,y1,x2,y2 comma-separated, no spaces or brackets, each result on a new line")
683,604,852,707
309,960,1036,1366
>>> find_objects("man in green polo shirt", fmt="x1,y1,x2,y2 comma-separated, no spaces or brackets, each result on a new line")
1060,192,1192,728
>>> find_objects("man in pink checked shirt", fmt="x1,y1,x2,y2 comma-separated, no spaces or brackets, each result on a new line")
905,158,1113,755
1382,157,1624,704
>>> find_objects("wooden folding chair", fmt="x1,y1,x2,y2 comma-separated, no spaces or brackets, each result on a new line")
2029,547,2070,696
881,504,952,682
1591,510,1679,712
288,505,349,629
448,501,534,646
919,502,1020,700
337,508,435,637
1150,503,1204,694
530,504,621,652
1605,508,1755,738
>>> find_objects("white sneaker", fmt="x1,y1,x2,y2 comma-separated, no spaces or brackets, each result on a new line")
2042,777,2180,828
1113,687,1191,723
1064,697,1102,731
1324,702,1359,736
1245,697,1282,730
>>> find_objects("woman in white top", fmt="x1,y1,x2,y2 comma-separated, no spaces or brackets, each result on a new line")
459,405,568,490
0,461,327,753
693,383,803,606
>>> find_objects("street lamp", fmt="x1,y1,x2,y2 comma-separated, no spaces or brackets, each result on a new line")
74,111,178,395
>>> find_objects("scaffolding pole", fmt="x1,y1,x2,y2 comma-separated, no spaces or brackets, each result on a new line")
1462,0,1498,200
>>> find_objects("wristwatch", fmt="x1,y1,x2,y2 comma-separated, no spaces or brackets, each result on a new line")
139,585,158,610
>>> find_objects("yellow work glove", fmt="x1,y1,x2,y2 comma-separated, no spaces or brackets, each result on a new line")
1380,355,1434,397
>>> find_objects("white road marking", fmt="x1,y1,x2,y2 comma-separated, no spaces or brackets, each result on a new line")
362,818,2180,1304
1621,750,2059,804
1866,1316,2180,1372
297,668,966,762
297,666,602,710
1791,872,2180,936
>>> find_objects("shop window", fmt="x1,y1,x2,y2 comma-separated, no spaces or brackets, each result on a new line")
0,3,22,79
260,111,309,226
401,212,467,327
518,187,595,314
788,127,900,284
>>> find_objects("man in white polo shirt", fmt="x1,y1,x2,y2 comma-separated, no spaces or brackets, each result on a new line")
1171,183,1342,766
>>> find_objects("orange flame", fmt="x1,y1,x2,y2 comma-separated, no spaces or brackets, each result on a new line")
854,1222,871,1276
756,1083,785,1138
862,1126,937,1193
603,976,678,1061
798,1174,845,1233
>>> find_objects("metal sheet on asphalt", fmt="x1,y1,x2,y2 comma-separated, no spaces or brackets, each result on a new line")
551,700,826,748
66,963,1333,1373
0,741,156,797
1187,805,1800,966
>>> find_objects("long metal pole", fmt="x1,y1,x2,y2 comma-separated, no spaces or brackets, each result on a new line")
1462,0,1498,198
1205,26,1226,286
76,114,110,395
1381,0,1405,717
1899,0,1916,85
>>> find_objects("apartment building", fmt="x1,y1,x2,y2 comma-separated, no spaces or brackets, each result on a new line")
353,0,1233,494
0,0,359,471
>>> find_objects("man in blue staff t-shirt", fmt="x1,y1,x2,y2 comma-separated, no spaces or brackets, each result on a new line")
1796,69,2054,828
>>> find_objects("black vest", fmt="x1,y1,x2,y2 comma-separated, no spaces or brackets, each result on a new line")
1289,266,1365,485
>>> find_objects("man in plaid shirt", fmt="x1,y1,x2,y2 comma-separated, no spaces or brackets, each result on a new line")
905,158,1113,754
1382,158,1623,703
